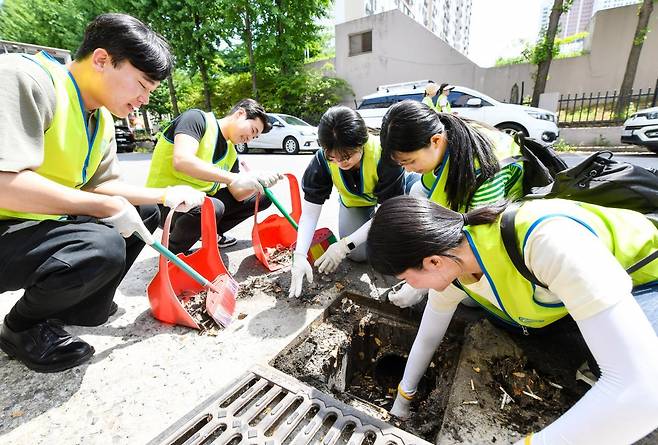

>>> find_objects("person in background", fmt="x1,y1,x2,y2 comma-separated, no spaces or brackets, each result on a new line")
421,82,439,111
437,83,455,113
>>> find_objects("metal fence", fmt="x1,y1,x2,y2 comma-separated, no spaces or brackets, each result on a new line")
557,82,658,127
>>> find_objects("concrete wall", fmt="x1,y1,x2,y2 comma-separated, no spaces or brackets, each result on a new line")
335,9,483,103
334,5,658,105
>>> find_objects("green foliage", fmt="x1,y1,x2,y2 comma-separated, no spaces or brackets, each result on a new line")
553,138,576,152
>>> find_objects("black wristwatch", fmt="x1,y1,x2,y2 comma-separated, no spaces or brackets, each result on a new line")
346,241,356,251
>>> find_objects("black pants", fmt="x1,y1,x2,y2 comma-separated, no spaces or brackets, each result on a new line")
0,205,159,330
162,188,271,254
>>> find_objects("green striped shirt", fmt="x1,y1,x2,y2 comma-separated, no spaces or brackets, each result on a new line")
468,163,524,209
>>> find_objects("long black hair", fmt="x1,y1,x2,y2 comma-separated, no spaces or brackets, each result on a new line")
318,106,369,158
380,100,500,210
367,196,506,276
76,13,172,82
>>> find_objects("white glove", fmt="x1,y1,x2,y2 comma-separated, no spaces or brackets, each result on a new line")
289,253,313,298
314,237,352,274
100,197,154,245
229,173,264,194
388,283,427,308
389,386,415,419
255,171,284,188
163,185,205,212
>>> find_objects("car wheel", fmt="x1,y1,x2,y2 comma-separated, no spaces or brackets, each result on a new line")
283,136,300,155
235,143,249,154
495,123,528,138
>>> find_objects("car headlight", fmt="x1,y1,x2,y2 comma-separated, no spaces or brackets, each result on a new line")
525,110,554,122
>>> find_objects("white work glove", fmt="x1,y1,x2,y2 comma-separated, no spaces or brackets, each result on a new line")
289,253,313,298
255,171,284,188
314,237,353,274
229,172,264,194
100,197,154,245
389,386,415,419
163,185,205,212
388,283,427,308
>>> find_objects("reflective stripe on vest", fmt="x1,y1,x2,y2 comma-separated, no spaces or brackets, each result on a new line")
422,125,522,211
323,134,381,208
146,111,237,194
0,52,112,221
461,198,658,328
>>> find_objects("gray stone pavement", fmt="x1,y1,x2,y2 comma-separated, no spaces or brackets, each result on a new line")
0,152,398,444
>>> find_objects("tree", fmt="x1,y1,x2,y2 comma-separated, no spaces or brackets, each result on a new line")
614,0,655,118
530,0,572,107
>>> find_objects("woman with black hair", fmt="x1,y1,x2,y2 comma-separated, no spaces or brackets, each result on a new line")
367,195,658,445
288,106,406,298
379,99,525,307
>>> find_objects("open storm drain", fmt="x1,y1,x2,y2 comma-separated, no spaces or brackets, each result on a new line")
150,364,431,445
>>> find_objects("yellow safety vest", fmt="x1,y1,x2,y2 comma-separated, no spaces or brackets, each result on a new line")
460,199,658,328
322,134,381,207
422,96,437,111
422,126,523,211
147,111,237,194
0,52,114,221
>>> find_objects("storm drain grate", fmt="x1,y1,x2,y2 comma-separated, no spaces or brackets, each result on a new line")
150,364,431,445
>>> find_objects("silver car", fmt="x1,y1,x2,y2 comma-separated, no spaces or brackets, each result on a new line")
235,113,320,155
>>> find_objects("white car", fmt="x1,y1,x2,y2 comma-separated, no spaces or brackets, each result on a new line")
621,106,658,154
236,113,320,155
357,82,559,143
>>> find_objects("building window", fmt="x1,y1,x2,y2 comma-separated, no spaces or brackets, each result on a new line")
349,30,373,56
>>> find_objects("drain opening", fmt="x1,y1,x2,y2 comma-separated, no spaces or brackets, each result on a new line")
362,430,377,445
219,377,258,408
248,389,287,427
198,423,227,445
233,382,273,417
309,413,337,443
226,433,242,444
264,397,304,437
335,422,356,444
281,404,320,444
170,414,212,445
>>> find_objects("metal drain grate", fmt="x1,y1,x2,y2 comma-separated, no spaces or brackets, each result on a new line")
150,364,431,445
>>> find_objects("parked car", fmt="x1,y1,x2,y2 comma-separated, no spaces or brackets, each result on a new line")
115,124,136,153
236,113,319,155
621,106,658,154
357,81,559,143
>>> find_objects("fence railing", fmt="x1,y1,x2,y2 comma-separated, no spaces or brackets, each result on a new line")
557,84,657,127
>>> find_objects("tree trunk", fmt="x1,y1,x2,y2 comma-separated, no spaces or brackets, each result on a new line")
167,75,180,117
531,0,564,107
614,0,654,118
276,0,286,74
197,55,213,111
244,6,258,100
140,108,151,134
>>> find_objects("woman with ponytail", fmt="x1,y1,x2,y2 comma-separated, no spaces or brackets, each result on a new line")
367,196,658,445
379,99,525,307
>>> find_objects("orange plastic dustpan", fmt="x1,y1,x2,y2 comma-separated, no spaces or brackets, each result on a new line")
147,198,238,329
252,173,302,271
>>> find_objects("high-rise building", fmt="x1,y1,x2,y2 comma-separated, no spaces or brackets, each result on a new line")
540,0,641,38
334,0,472,55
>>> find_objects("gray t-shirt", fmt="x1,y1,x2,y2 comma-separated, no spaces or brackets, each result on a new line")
0,53,119,189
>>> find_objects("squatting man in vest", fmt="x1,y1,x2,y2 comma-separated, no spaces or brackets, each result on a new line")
147,99,283,254
367,196,658,445
0,13,206,373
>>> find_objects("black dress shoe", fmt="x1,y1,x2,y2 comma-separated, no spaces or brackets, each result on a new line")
0,320,94,373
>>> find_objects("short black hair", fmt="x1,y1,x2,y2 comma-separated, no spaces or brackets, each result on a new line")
76,13,173,82
318,106,369,158
230,98,272,134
